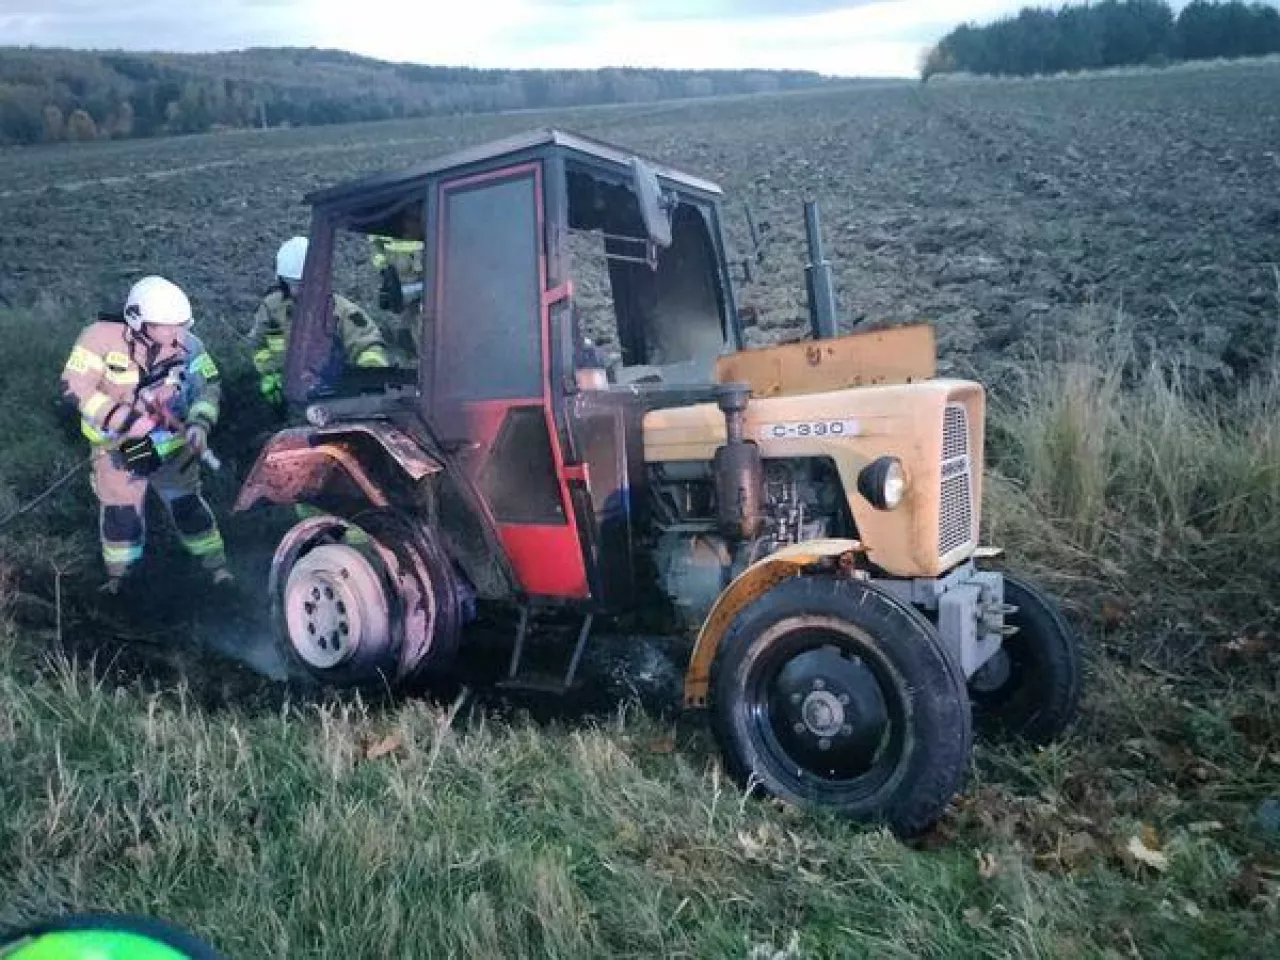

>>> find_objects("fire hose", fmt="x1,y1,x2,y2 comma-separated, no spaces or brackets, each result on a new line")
0,456,93,531
1,398,220,532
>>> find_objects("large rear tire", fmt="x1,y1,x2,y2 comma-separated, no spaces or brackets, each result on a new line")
710,576,972,836
968,575,1081,744
269,511,461,690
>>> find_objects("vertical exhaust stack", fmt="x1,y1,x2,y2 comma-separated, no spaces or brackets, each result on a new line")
804,200,839,340
714,383,765,541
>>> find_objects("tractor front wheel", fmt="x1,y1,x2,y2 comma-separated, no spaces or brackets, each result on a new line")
968,575,1081,744
709,576,971,836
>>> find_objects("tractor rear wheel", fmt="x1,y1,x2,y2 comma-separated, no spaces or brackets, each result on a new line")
269,512,461,689
709,576,971,836
968,575,1081,744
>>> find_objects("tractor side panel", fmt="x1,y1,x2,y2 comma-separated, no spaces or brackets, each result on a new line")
716,324,936,399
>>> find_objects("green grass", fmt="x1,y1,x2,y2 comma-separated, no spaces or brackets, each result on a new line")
2,304,1278,957
0,619,1276,958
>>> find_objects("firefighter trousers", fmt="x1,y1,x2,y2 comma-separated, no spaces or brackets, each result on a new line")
91,447,227,578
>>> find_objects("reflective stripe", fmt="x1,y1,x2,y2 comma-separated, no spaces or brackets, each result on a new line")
180,529,224,557
81,421,110,444
265,335,286,352
188,399,218,425
82,392,113,421
66,345,105,374
103,543,144,564
381,239,423,253
190,352,219,379
104,367,139,386
154,434,186,458
357,346,390,368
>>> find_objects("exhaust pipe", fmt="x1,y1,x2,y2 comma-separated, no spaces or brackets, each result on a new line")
713,383,764,541
804,200,839,340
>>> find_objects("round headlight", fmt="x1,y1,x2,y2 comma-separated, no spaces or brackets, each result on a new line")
305,404,331,427
857,456,907,510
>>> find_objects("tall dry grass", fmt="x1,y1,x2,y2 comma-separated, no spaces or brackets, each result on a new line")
984,323,1280,639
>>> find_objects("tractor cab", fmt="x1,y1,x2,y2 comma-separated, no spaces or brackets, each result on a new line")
265,129,744,606
236,129,1082,837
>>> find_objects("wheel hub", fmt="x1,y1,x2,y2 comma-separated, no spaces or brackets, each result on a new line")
284,543,390,671
770,646,891,776
801,689,845,738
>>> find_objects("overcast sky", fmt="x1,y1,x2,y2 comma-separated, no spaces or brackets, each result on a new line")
2,0,1043,78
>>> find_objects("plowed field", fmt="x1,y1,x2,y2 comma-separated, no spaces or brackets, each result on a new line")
3,60,1279,380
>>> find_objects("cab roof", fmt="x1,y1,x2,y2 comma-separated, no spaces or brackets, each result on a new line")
304,127,724,209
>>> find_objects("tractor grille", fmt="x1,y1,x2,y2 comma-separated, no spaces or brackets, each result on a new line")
939,403,975,557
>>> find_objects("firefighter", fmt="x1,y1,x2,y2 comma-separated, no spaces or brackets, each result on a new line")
370,233,425,363
59,276,231,594
250,236,390,405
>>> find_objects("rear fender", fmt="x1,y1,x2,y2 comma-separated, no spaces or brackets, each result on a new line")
234,422,441,514
683,538,863,708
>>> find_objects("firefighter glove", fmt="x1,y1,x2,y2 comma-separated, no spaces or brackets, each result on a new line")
260,373,284,406
185,423,209,455
119,435,161,474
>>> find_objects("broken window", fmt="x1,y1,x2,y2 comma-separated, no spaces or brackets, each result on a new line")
566,166,731,387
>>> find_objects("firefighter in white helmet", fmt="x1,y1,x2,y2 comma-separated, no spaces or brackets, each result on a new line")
59,276,231,594
250,236,390,405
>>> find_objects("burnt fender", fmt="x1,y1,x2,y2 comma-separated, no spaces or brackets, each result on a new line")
234,423,442,513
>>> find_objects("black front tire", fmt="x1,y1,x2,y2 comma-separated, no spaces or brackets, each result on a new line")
968,575,1082,744
710,576,972,837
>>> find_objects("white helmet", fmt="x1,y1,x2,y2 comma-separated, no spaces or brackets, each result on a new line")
124,275,192,330
276,236,309,283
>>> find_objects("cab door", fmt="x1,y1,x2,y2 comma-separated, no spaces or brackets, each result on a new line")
428,162,591,600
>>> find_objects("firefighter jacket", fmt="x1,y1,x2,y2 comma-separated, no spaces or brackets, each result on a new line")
60,318,221,460
249,289,389,398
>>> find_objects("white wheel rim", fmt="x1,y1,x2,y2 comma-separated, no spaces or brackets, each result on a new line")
284,544,389,670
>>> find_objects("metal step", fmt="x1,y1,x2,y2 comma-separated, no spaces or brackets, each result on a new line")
495,672,579,695
502,609,594,695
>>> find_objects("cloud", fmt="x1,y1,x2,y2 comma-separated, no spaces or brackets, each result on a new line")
0,0,1030,77
529,0,886,21
0,1,300,51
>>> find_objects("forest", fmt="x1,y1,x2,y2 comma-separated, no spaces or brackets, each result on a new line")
924,0,1280,78
0,46,827,146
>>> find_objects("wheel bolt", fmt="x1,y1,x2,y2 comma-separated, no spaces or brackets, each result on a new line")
793,722,806,735
818,738,831,751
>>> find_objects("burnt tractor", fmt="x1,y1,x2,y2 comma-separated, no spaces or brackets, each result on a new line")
234,129,1081,834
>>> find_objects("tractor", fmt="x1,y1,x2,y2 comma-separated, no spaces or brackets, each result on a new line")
234,129,1081,835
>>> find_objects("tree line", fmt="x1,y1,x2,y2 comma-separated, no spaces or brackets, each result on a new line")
923,0,1280,78
0,46,827,146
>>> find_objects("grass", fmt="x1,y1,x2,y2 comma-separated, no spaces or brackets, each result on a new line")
982,313,1280,662
1,303,1278,957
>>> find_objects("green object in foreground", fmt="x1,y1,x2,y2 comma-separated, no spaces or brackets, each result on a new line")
1,930,192,959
